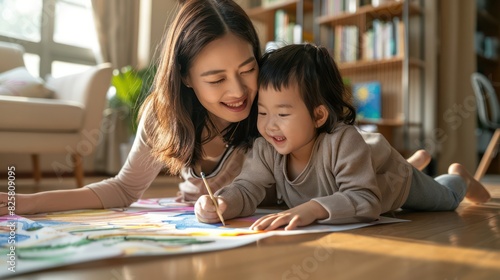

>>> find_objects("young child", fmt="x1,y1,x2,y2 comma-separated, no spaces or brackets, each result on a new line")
194,43,491,230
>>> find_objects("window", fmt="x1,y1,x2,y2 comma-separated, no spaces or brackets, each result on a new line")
0,0,98,79
53,0,97,49
0,0,42,42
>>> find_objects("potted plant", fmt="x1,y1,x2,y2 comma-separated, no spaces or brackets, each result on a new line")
110,65,156,134
110,65,156,164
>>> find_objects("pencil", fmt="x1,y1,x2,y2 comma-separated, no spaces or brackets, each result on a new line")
200,172,226,226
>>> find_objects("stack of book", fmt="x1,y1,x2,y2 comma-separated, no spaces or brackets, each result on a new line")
274,9,302,44
333,25,359,63
320,0,372,16
329,19,404,63
262,0,286,7
362,18,405,61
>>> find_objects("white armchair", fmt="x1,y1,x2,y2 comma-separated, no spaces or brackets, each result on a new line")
0,42,112,187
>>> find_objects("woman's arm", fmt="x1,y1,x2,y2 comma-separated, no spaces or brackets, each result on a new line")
0,188,103,215
83,116,163,209
0,115,163,216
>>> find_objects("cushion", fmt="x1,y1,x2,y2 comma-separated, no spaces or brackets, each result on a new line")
0,67,54,98
0,95,84,132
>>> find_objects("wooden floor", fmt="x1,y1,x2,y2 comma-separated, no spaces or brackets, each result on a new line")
3,175,500,279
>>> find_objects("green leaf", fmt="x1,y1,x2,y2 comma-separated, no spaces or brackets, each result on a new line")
110,65,156,134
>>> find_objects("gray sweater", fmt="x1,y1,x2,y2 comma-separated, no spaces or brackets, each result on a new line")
216,124,413,224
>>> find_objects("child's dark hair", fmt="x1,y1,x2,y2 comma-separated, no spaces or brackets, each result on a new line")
259,43,356,133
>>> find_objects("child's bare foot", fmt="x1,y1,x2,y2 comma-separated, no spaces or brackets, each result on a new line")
407,149,431,171
448,163,491,203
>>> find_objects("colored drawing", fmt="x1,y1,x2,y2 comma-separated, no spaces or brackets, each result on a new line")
0,198,407,277
353,81,382,120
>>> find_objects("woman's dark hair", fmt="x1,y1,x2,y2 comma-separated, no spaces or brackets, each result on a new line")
259,43,356,133
140,0,261,174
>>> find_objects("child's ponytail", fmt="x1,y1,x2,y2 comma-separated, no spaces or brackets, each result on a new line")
311,45,357,127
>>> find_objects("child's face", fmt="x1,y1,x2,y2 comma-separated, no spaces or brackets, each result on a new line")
257,82,318,158
185,33,259,125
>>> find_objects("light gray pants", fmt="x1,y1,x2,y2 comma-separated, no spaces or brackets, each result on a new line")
402,167,467,211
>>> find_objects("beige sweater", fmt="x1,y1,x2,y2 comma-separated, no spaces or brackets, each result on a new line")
216,124,413,224
86,118,247,208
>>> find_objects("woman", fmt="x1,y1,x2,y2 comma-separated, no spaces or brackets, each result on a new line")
0,0,261,215
0,0,429,215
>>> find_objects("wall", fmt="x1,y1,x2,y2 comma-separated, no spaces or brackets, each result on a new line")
144,0,178,65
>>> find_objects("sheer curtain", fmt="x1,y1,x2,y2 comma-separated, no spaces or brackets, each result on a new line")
91,0,141,174
91,0,140,68
437,0,477,173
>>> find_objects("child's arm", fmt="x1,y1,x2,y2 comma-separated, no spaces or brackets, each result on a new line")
250,201,328,230
195,138,277,223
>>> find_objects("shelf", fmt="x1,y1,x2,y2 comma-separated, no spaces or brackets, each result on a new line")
477,9,500,31
358,118,403,126
477,54,499,65
317,1,422,26
246,0,313,23
338,57,424,71
357,118,421,127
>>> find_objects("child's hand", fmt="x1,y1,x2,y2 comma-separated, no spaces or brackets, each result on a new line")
194,195,227,224
250,201,328,231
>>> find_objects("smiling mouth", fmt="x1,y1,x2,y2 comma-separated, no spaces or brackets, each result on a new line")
272,136,286,142
223,100,245,108
221,98,247,111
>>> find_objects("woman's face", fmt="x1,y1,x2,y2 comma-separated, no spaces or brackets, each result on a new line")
185,33,258,126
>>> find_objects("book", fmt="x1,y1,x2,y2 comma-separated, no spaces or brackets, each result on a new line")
263,0,287,7
333,25,359,63
396,17,405,58
372,19,383,60
274,9,298,44
274,9,287,42
346,0,359,13
352,81,382,120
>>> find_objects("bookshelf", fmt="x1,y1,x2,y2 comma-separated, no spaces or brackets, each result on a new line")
244,0,315,49
315,0,425,153
475,1,500,91
241,0,426,153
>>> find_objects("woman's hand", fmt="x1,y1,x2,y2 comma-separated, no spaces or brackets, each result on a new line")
0,193,37,216
250,201,329,231
194,195,227,224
